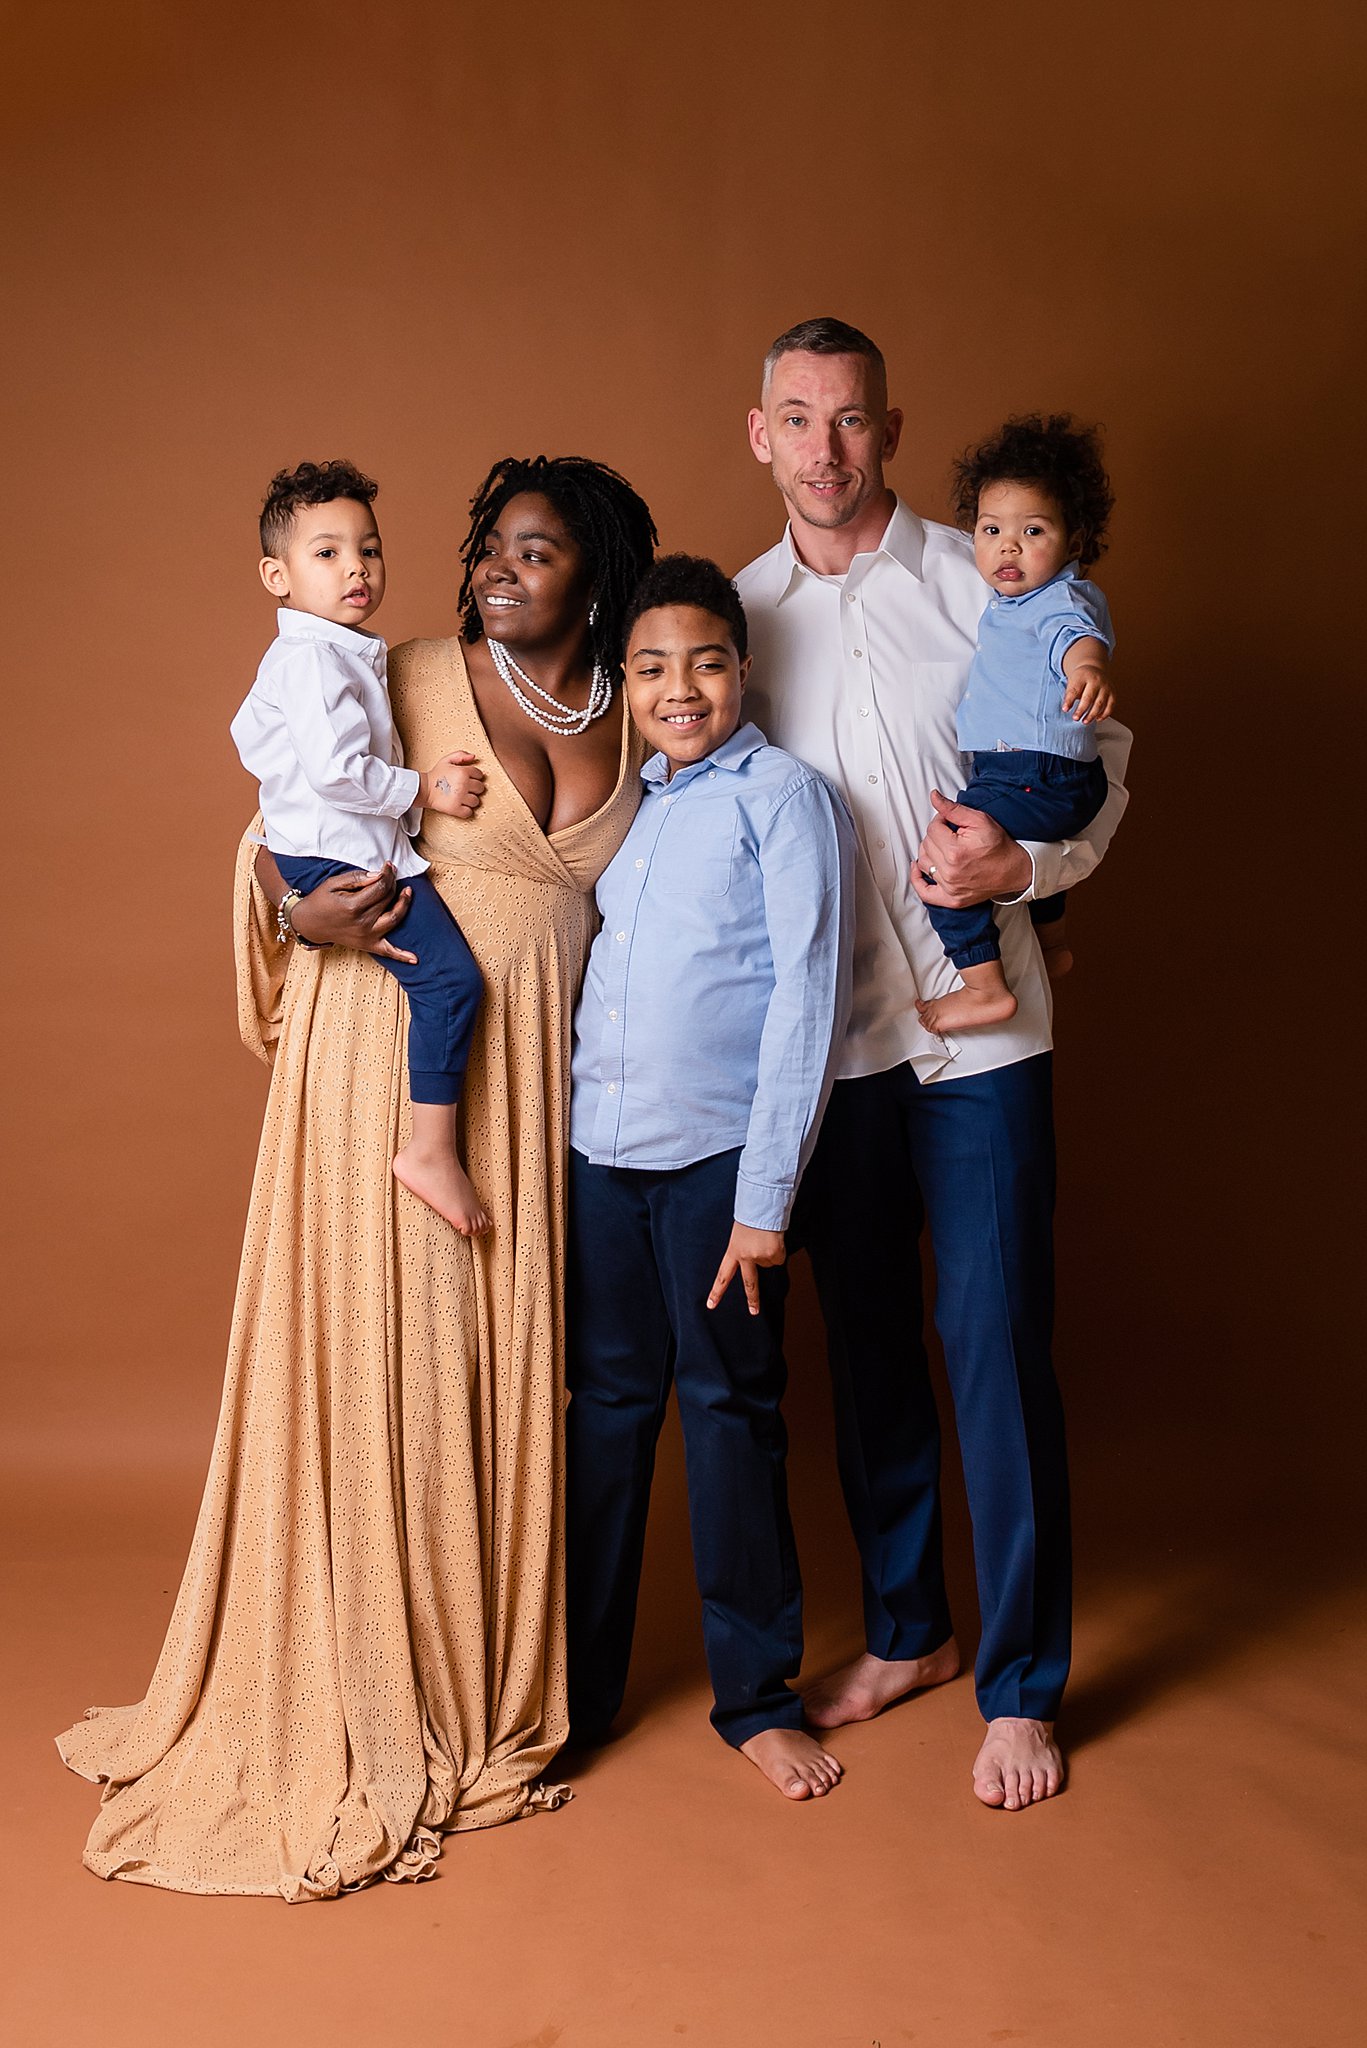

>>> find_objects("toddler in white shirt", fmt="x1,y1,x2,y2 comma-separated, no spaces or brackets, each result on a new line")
232,460,491,1235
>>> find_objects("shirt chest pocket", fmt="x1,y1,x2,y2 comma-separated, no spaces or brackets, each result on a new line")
687,808,738,896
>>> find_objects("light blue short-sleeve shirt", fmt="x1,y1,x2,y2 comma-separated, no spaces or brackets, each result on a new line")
956,564,1114,762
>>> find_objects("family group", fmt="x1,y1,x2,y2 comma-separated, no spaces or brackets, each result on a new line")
57,316,1130,1899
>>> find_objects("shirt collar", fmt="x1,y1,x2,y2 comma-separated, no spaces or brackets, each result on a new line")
995,561,1080,609
640,719,767,789
275,606,386,665
774,496,926,603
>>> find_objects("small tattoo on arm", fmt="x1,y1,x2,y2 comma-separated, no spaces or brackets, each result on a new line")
436,777,451,795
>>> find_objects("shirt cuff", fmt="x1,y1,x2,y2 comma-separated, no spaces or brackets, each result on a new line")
734,1173,794,1234
388,766,421,816
995,839,1047,905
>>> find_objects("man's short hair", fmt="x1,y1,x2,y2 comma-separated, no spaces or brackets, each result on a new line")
622,553,748,661
260,459,378,559
761,316,885,396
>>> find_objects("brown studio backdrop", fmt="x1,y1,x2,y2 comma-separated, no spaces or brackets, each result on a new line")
3,0,1362,1825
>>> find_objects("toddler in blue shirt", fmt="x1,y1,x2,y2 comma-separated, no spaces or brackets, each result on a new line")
916,415,1118,1038
565,554,855,1802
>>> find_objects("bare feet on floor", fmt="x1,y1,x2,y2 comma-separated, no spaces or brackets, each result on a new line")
392,1145,491,1235
972,1717,1064,1811
739,1728,843,1800
802,1638,961,1730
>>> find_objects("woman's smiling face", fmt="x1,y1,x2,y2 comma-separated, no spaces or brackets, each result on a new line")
472,491,591,651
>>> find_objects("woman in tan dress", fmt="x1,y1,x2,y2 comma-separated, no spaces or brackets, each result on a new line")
58,457,658,1899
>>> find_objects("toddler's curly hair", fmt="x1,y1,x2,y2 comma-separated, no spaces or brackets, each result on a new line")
951,414,1113,571
259,458,378,559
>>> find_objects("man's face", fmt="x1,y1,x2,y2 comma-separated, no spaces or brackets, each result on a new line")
748,351,902,533
972,481,1075,597
260,497,386,628
624,604,751,780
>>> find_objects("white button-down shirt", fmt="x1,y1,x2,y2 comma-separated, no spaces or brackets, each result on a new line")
230,609,426,877
736,500,1132,1083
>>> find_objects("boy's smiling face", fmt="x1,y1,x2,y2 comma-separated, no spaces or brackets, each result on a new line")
625,605,752,779
259,495,386,628
973,480,1076,597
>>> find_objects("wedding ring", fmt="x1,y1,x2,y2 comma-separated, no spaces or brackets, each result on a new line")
926,864,938,878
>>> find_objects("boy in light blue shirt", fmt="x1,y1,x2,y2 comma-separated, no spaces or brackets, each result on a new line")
916,414,1120,1038
566,554,855,1801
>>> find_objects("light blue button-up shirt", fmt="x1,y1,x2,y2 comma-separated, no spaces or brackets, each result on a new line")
956,564,1115,762
570,722,855,1232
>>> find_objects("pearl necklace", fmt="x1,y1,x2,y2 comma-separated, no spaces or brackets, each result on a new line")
487,634,613,736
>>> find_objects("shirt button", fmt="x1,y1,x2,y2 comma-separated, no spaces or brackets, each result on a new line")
876,837,887,849
859,705,870,717
867,773,878,785
852,648,864,658
615,931,625,942
846,592,857,604
608,1009,618,1021
634,858,644,869
607,1083,617,1094
708,770,716,779
990,599,999,609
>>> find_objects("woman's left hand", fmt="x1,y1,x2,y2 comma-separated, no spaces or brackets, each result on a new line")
707,1223,787,1316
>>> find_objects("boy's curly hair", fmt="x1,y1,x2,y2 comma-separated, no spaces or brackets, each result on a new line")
622,553,748,660
951,415,1113,571
260,459,378,559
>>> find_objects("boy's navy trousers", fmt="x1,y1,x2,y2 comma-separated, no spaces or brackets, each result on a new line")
565,1146,804,1749
274,857,480,1104
791,1050,1070,1723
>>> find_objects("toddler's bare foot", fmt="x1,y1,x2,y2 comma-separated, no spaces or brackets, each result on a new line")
393,1145,491,1236
1035,923,1074,981
738,1728,842,1800
803,1638,960,1729
916,983,1018,1035
972,1717,1064,1811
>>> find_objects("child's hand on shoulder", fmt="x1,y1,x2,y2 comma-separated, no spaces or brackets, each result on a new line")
707,1223,787,1317
420,752,487,819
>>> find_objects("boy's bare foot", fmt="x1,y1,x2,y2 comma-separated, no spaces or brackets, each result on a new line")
1035,922,1074,981
392,1146,491,1235
739,1728,843,1799
972,1718,1064,1811
802,1638,960,1729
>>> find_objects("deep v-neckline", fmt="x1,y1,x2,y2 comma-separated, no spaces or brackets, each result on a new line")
447,640,636,849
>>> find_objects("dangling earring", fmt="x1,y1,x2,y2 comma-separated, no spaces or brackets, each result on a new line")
588,600,600,628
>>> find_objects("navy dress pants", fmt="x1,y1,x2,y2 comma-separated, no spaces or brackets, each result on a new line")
565,1147,804,1748
792,1051,1070,1722
275,857,481,1104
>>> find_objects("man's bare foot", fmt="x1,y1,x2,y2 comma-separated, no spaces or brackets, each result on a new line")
392,1145,491,1235
972,1717,1064,1811
739,1728,842,1800
1035,922,1074,981
802,1638,960,1730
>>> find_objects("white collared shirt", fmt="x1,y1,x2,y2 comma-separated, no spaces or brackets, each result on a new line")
735,500,1132,1083
230,609,426,878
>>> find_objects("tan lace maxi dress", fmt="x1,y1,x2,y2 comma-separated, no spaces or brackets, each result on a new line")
58,639,644,1899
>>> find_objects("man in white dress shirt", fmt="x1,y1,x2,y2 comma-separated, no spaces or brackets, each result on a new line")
735,317,1131,1810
